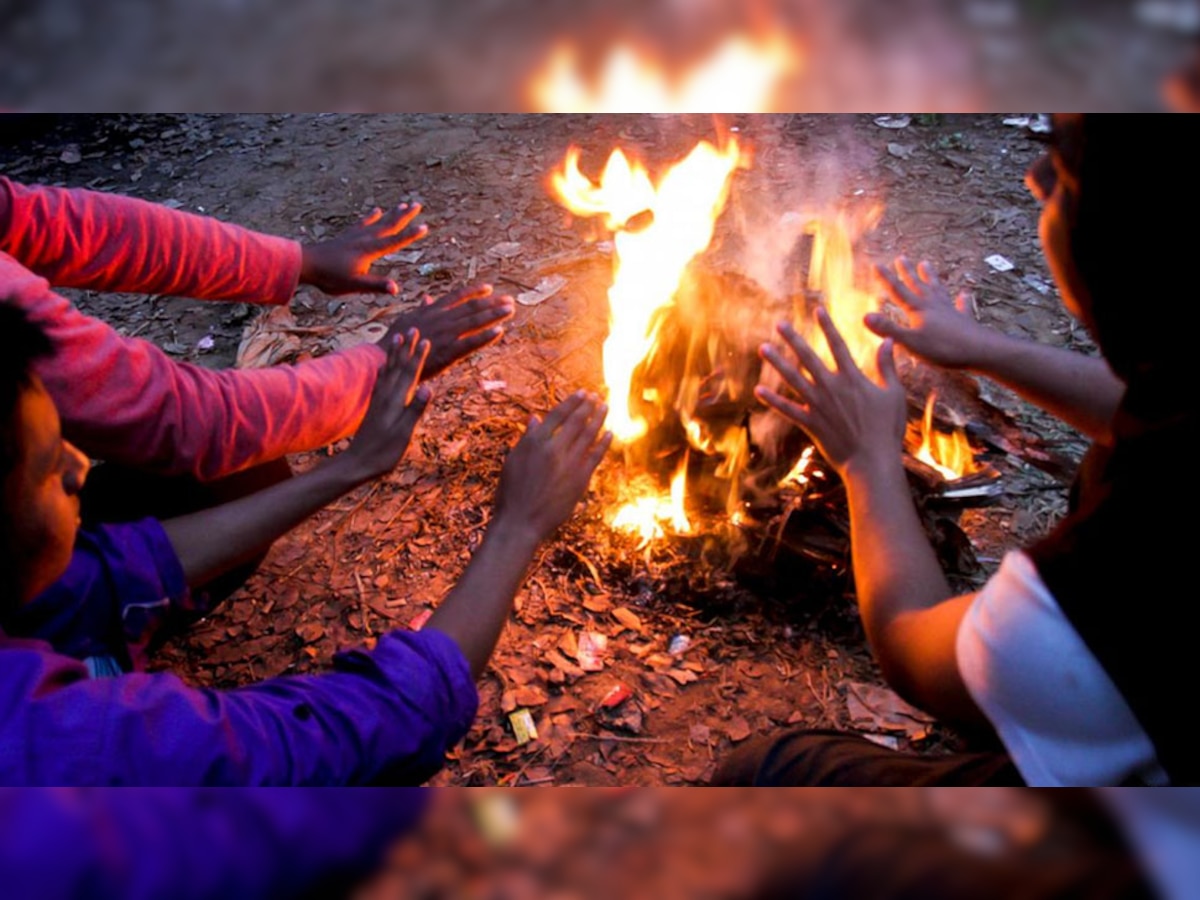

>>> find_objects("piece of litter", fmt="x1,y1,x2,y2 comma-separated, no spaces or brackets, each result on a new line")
577,631,608,672
196,334,215,351
887,143,915,160
874,115,912,130
381,249,424,265
60,146,82,164
509,708,538,745
668,634,692,656
516,274,567,307
409,609,432,631
480,379,507,392
985,254,1014,272
471,794,520,847
862,733,901,751
487,241,523,260
598,683,633,709
1022,274,1051,295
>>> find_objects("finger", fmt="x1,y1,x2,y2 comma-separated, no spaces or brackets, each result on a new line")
760,343,816,404
445,327,505,362
387,330,406,370
954,292,972,315
897,257,924,295
584,430,615,474
815,308,861,378
565,399,607,459
540,391,588,436
403,384,433,423
375,202,421,237
393,334,426,405
353,274,400,295
556,395,601,450
875,264,926,311
432,283,494,311
755,385,813,431
361,207,384,226
448,296,517,335
777,322,834,390
863,312,915,344
877,338,900,389
916,261,940,287
372,221,428,256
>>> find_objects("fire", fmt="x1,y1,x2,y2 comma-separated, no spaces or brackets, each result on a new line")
528,34,799,113
780,446,815,490
797,208,885,374
913,393,979,481
551,139,744,443
611,454,693,544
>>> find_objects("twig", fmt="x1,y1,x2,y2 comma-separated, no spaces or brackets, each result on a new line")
354,570,372,637
567,731,668,744
315,482,380,536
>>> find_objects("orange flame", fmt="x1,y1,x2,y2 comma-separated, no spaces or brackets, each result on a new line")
551,140,744,443
529,34,800,113
611,454,692,544
913,393,978,481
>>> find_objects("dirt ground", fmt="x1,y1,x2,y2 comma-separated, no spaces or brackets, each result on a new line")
0,114,1092,785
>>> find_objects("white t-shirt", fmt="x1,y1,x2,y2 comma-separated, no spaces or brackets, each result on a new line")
955,551,1168,786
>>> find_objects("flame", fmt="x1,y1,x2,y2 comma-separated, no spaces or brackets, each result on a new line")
611,454,693,543
780,446,815,489
551,140,743,443
529,34,799,113
913,393,979,481
797,208,886,374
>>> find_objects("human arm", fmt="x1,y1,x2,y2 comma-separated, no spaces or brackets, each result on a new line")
426,392,612,678
161,331,431,587
0,627,477,785
0,788,427,900
4,253,385,480
757,309,986,726
870,258,1125,443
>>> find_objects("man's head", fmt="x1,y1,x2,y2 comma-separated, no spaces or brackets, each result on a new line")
1025,115,1197,380
0,305,89,610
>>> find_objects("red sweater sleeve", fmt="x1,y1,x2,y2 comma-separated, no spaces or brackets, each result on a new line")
3,252,384,480
0,177,300,304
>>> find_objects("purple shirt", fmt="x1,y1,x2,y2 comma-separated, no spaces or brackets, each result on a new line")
0,787,427,900
0,523,479,785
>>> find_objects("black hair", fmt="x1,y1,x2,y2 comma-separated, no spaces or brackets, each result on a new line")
1049,114,1198,383
0,303,55,475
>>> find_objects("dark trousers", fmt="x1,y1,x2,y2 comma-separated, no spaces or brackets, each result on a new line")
80,457,293,608
713,728,1024,786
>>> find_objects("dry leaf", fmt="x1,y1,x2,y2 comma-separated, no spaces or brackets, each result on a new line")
725,716,752,743
612,607,643,633
295,622,325,644
666,668,699,685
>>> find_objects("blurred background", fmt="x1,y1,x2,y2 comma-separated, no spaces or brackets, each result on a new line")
1,0,1197,111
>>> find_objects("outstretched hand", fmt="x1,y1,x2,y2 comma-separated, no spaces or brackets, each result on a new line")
378,284,515,379
300,203,428,296
494,391,613,545
342,330,432,481
757,309,906,479
869,257,990,370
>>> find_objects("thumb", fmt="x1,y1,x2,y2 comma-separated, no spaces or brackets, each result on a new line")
352,274,398,295
864,312,911,343
877,338,900,388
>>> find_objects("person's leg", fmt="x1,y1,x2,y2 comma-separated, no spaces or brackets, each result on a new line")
751,790,1154,900
712,728,1023,786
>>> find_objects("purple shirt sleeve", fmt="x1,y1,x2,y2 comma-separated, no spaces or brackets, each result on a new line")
6,520,191,672
0,628,478,786
0,787,427,900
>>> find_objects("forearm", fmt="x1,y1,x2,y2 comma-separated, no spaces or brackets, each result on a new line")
162,454,370,587
843,455,954,684
425,516,541,679
967,328,1124,443
1,176,300,303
